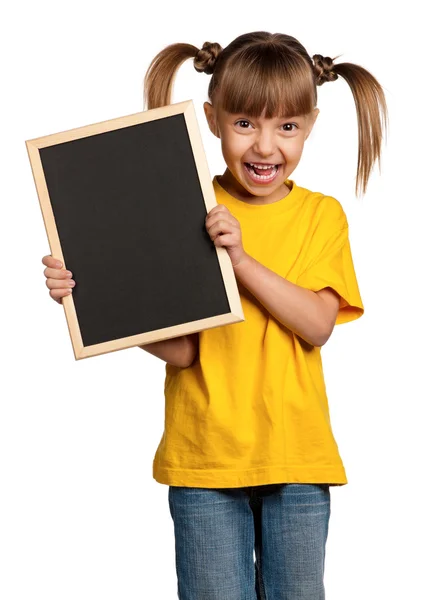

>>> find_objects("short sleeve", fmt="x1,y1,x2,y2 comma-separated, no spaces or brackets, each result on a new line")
296,225,364,325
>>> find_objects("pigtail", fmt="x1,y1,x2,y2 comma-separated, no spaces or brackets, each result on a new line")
143,43,198,110
313,54,389,197
143,42,223,111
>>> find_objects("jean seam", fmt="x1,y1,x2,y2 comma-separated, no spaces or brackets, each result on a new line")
256,555,267,600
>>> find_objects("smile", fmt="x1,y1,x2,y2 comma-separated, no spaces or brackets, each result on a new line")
244,162,281,184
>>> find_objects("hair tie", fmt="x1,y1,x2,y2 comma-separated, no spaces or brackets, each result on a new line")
312,54,339,85
194,42,223,75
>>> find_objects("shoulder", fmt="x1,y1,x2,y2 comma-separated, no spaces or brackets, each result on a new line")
295,182,348,231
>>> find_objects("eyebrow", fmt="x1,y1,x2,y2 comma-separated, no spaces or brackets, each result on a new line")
230,113,305,121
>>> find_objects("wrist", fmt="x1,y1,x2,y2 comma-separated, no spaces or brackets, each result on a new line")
233,251,250,271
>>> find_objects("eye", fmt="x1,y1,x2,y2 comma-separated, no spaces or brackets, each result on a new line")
235,119,252,129
281,123,298,132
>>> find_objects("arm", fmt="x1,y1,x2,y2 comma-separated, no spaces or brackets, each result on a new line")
233,254,340,347
139,332,199,368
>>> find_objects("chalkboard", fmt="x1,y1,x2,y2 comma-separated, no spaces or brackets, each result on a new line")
26,100,244,360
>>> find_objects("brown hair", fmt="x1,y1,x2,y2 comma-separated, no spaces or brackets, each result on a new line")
143,32,388,197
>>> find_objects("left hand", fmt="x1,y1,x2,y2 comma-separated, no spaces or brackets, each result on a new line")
205,204,248,268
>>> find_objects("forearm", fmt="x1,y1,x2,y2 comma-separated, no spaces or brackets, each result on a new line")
139,334,198,368
233,254,327,347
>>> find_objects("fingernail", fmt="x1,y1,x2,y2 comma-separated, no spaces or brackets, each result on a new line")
56,262,62,268
66,271,72,277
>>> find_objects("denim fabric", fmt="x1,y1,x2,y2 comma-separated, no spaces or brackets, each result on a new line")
168,483,331,600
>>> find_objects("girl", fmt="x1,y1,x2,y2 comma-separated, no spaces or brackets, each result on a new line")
41,31,388,600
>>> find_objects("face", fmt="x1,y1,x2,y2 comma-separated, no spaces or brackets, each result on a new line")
204,101,319,204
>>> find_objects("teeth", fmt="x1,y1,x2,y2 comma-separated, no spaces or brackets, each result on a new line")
245,164,278,180
248,163,275,169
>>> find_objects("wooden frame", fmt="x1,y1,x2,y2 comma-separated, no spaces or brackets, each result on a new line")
26,100,244,360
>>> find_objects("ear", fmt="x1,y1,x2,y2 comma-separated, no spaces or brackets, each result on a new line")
203,101,220,139
305,108,320,141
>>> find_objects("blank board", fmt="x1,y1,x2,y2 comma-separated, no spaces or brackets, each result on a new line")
26,100,244,360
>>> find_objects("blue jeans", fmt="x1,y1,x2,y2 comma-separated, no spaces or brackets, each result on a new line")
168,483,331,600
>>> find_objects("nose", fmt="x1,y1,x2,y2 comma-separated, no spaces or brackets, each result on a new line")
252,129,277,158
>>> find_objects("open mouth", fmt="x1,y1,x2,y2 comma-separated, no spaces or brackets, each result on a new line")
244,162,281,183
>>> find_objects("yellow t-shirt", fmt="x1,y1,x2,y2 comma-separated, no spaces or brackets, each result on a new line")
153,176,364,488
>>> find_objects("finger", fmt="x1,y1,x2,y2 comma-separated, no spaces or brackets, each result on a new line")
213,233,234,246
43,266,72,280
206,213,239,229
206,205,231,219
49,288,73,304
42,255,72,280
46,276,75,290
42,255,64,269
208,219,236,239
207,203,230,214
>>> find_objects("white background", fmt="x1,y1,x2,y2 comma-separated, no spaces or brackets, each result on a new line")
1,1,422,598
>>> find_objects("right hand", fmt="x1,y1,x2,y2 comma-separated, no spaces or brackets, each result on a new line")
42,255,75,305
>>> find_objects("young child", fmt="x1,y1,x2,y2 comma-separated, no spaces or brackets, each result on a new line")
41,31,387,600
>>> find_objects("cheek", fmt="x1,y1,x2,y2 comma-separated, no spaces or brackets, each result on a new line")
221,137,248,163
283,140,305,163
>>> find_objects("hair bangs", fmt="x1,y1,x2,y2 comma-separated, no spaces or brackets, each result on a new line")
215,46,316,119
